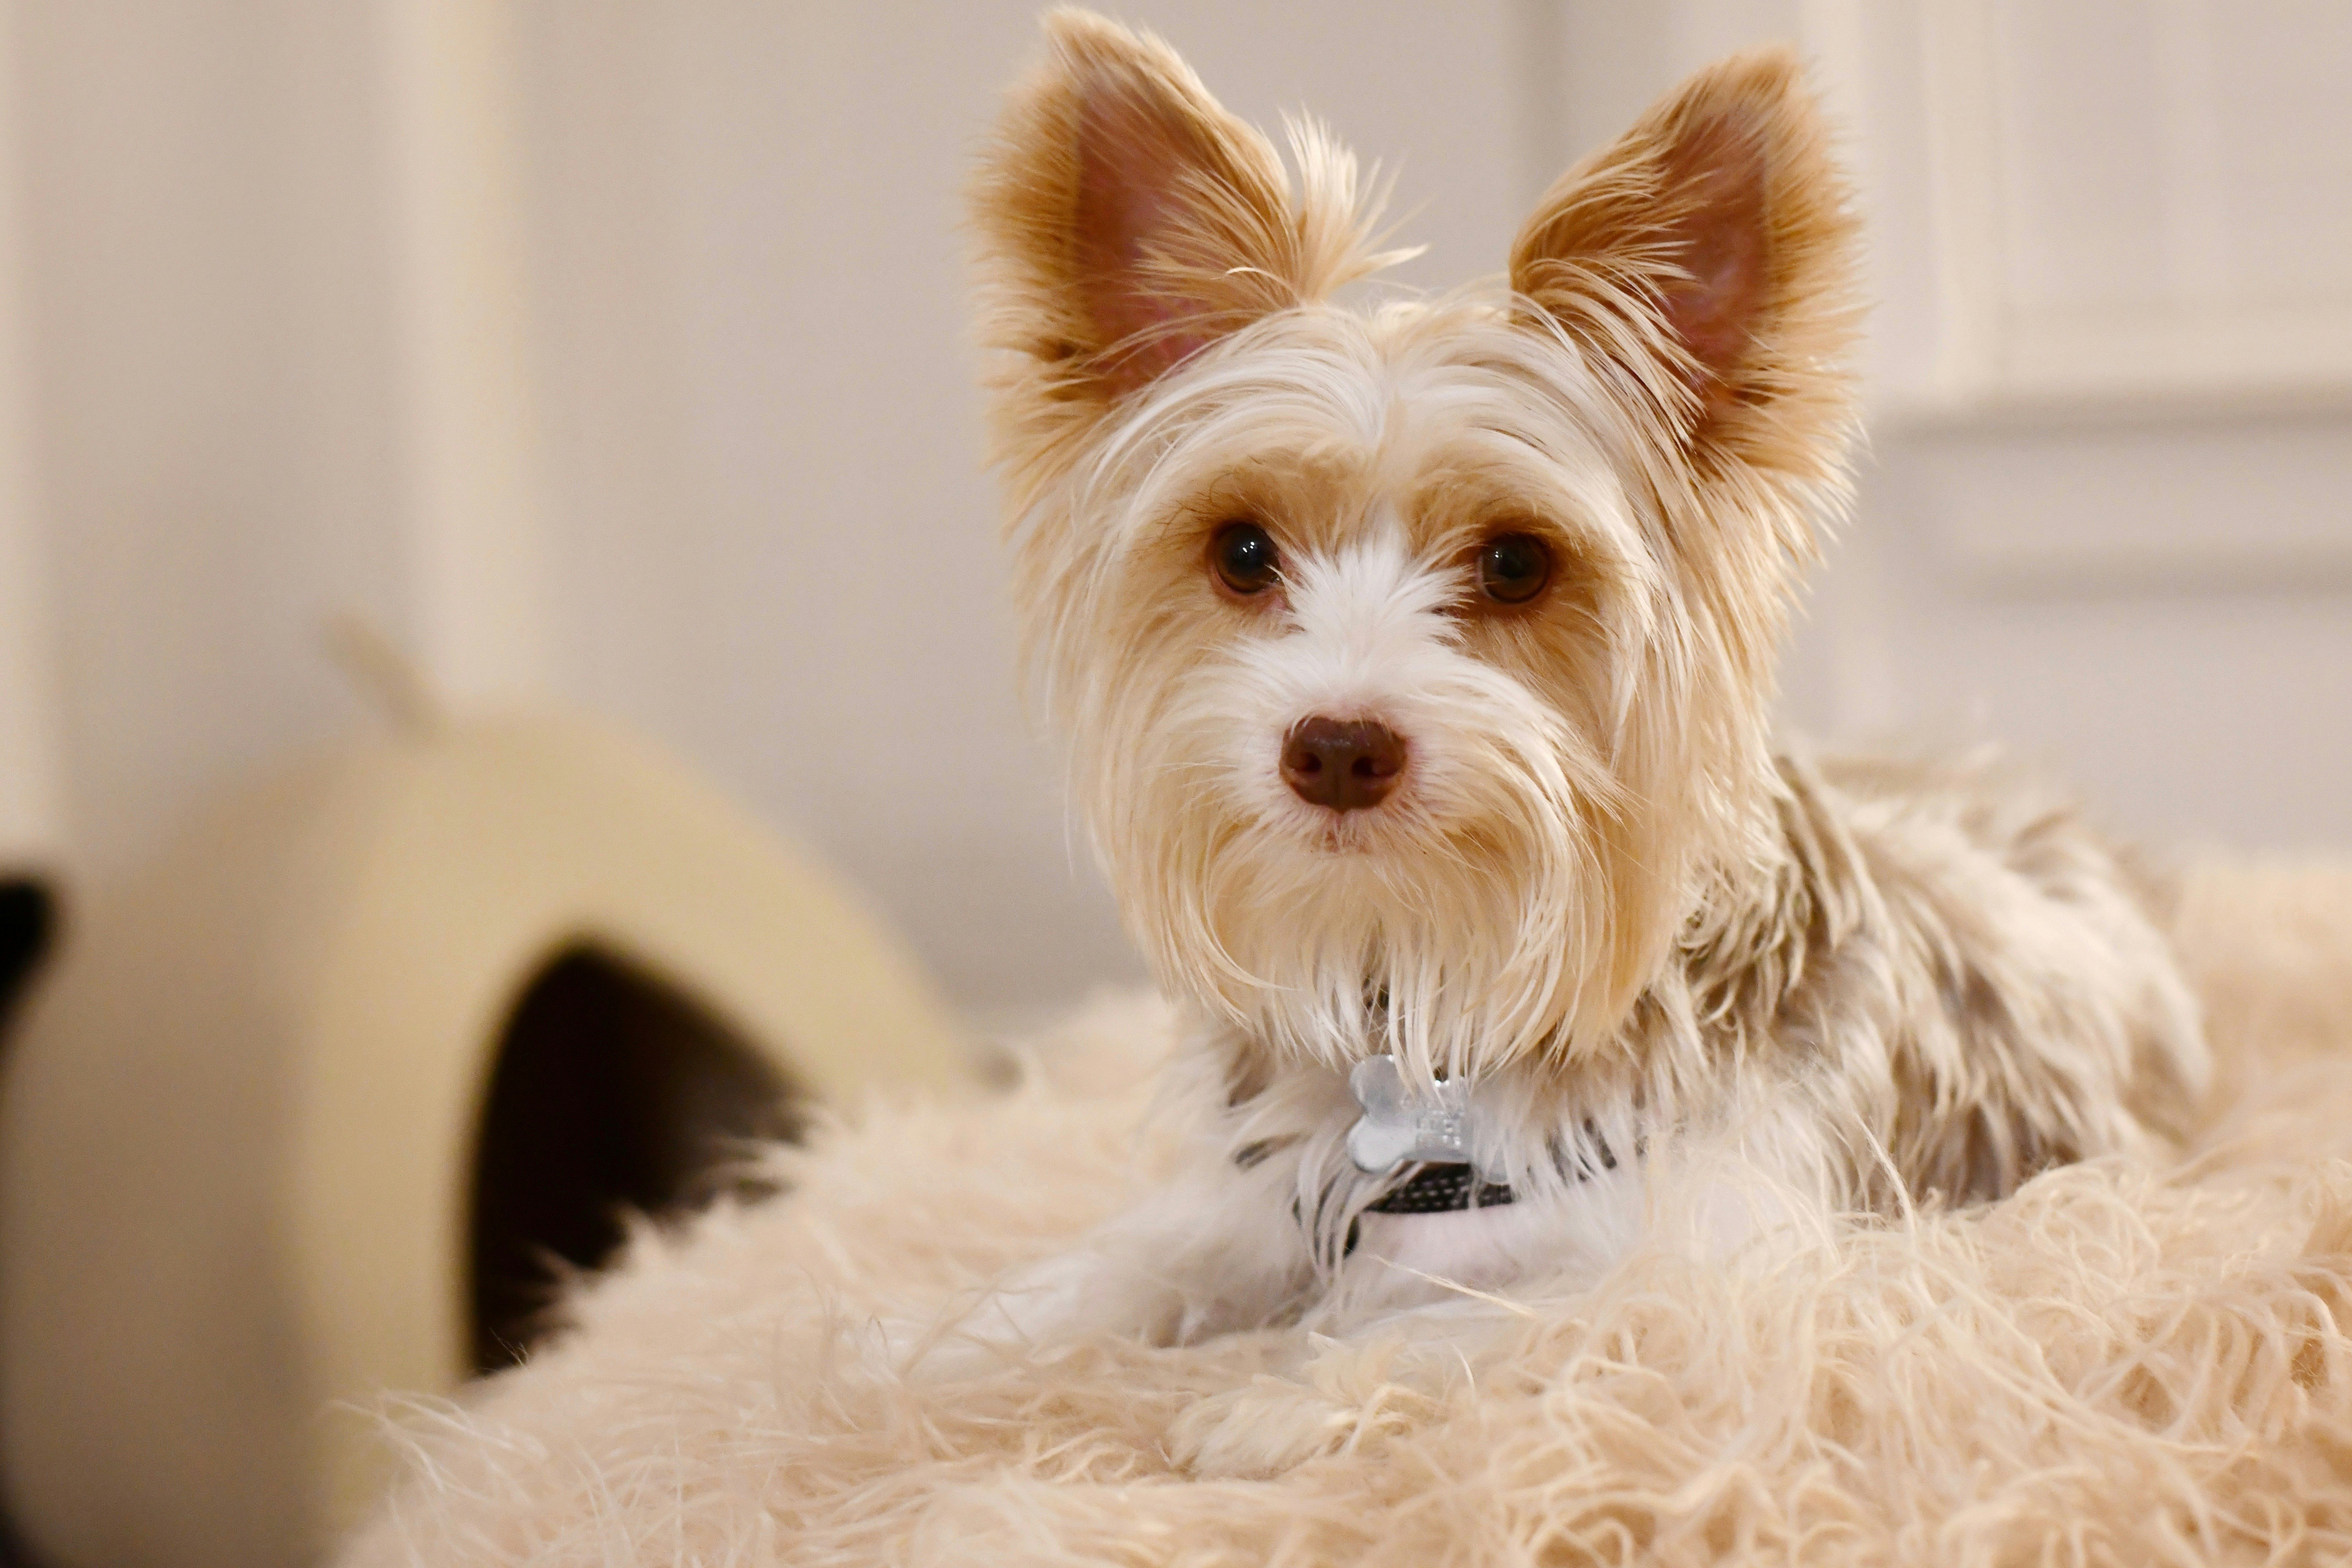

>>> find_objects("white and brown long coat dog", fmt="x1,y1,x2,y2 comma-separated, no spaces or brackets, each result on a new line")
944,11,2209,1345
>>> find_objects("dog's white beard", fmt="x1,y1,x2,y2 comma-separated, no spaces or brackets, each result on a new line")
1099,717,1624,1084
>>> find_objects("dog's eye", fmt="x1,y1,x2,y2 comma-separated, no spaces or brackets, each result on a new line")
1476,533,1551,605
1209,520,1281,596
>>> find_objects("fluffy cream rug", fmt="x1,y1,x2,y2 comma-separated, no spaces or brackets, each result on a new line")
340,861,2352,1566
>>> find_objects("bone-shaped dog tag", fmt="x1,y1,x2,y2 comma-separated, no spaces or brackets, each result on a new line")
1347,1053,1504,1180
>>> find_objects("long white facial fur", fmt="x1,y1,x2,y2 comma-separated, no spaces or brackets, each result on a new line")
1018,305,1700,1082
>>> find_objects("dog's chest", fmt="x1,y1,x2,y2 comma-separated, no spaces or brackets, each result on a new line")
1221,1048,1657,1298
1344,1170,1647,1292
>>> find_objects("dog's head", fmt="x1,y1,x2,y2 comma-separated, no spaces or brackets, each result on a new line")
972,11,1861,1080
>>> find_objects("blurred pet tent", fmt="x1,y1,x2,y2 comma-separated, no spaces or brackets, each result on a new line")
0,691,971,1568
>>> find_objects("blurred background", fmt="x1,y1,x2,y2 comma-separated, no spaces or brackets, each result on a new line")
0,0,2346,1026
0,3,2344,1562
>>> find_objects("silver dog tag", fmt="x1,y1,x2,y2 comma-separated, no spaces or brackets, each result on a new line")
1346,1054,1507,1183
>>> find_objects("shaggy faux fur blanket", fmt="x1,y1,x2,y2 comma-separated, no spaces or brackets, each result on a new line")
341,863,2352,1566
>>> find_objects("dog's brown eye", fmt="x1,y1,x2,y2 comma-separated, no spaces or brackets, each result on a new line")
1210,520,1280,596
1476,533,1551,605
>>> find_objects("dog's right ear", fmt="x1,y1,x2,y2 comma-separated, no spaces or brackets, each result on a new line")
972,11,1379,480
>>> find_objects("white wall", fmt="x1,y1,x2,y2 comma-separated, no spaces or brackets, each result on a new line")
0,0,2345,1024
5,1,410,876
0,0,59,868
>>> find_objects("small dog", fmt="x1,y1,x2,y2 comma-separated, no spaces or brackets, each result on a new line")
945,11,2210,1353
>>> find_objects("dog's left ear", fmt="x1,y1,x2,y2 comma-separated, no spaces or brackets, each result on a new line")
1510,49,1860,476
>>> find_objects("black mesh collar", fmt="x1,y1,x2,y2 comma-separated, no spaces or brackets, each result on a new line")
1363,1162,1516,1213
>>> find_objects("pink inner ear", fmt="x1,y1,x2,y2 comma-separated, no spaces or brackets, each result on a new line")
1653,122,1770,397
1073,82,1216,392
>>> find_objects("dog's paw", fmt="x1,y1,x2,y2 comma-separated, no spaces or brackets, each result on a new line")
1168,1377,1360,1476
1167,1334,1449,1478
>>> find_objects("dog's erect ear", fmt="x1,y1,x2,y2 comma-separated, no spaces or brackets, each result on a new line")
1509,49,1859,472
973,11,1384,463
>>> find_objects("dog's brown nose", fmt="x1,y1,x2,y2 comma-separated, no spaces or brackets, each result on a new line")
1281,717,1407,812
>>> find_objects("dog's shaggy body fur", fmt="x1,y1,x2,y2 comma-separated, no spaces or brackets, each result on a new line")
928,14,2208,1339
338,862,2352,1566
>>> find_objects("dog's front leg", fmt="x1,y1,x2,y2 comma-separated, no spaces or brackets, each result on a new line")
899,1148,1317,1374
